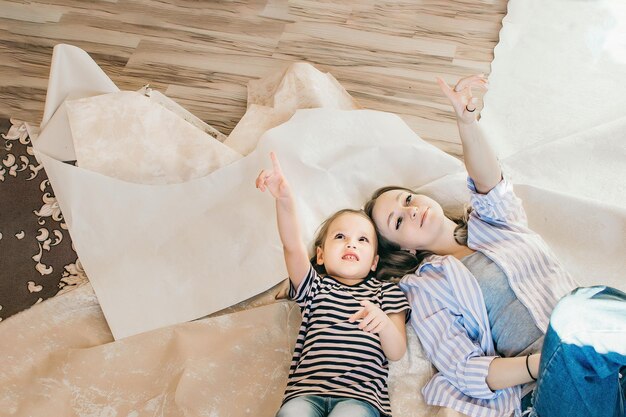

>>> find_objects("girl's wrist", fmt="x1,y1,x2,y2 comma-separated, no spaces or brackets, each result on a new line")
276,189,293,204
378,314,395,335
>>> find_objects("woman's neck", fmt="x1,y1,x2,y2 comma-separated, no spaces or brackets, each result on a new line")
428,217,474,259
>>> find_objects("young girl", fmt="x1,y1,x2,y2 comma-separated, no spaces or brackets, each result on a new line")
256,152,411,417
364,75,626,417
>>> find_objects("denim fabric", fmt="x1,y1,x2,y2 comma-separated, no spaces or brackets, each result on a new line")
276,395,381,417
532,286,626,417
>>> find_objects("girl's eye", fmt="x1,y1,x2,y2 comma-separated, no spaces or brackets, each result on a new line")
359,237,369,243
405,194,412,205
334,233,345,239
395,217,403,230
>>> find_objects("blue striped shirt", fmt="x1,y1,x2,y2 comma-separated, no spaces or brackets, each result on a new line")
399,177,578,417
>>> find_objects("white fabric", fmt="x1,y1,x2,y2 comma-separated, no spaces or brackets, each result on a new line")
481,0,626,160
481,0,626,292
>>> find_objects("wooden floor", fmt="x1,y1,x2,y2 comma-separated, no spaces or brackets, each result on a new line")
0,0,507,156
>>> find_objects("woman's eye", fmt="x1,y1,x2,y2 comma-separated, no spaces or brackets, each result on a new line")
395,217,403,230
405,194,412,205
359,237,369,242
334,233,344,239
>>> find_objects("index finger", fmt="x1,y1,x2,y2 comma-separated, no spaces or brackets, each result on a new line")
349,307,366,323
269,151,282,174
436,76,455,101
454,74,487,92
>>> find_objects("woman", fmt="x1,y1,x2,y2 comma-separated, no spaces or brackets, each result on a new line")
363,74,626,417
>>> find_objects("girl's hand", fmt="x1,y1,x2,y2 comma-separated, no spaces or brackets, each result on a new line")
349,300,391,334
436,74,488,125
255,152,290,199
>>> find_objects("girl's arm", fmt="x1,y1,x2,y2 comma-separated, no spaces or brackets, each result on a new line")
380,312,408,361
487,353,540,390
349,301,407,361
436,75,502,194
256,152,310,289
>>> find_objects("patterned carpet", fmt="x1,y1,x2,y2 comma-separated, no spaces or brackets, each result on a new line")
0,118,87,322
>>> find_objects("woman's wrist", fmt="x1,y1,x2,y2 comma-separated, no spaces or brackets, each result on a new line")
457,117,477,127
526,354,540,381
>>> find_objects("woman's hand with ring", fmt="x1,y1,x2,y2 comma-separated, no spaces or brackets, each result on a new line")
436,74,488,124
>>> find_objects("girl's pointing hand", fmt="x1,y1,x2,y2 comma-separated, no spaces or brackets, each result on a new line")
255,152,290,200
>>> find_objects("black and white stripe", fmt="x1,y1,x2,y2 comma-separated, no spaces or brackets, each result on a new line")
283,266,410,416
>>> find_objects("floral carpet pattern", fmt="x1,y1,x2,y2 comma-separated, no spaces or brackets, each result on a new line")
0,118,87,321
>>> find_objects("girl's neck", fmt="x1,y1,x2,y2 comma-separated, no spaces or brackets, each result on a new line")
328,275,367,286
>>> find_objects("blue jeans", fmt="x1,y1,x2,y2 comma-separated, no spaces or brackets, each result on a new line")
530,286,626,417
276,395,380,417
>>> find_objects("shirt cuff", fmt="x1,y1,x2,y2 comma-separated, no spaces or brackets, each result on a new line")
467,176,516,216
467,175,509,199
458,355,500,400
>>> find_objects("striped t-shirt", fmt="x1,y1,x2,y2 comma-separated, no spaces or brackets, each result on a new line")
283,265,411,416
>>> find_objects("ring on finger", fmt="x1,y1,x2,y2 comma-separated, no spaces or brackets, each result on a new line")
465,105,476,112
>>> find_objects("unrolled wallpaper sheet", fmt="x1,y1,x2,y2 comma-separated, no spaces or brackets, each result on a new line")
31,45,463,340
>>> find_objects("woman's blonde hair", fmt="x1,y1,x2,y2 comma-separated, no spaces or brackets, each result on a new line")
363,186,471,282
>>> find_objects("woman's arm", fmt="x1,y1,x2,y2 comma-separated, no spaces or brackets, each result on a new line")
487,354,541,390
256,152,310,289
404,280,499,399
436,75,502,194
406,278,541,395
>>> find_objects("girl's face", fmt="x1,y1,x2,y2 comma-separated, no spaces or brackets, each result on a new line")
371,189,445,251
316,213,379,284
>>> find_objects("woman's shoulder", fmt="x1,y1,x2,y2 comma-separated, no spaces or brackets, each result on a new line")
466,175,530,230
374,278,403,291
399,254,460,285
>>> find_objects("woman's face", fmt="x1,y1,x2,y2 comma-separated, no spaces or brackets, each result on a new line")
371,189,446,251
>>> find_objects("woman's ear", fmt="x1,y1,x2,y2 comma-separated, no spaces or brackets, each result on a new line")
370,254,380,272
401,248,417,256
316,246,324,265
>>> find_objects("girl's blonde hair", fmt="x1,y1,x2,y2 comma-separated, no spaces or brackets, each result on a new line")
310,208,379,276
363,186,471,282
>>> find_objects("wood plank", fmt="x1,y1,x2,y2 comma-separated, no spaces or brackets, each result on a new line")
0,0,506,155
